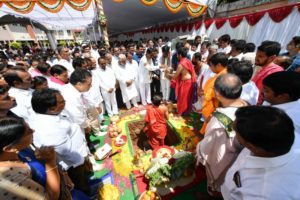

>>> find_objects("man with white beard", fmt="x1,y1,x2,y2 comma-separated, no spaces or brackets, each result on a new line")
115,54,138,109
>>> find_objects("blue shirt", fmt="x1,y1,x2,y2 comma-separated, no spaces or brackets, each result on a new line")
171,52,191,71
133,53,144,64
287,53,300,71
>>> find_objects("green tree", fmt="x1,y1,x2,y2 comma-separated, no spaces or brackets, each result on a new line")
10,41,22,49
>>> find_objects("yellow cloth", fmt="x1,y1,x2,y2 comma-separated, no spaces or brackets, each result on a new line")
200,68,227,134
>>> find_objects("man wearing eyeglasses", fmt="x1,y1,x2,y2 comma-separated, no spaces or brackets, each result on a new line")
0,78,17,118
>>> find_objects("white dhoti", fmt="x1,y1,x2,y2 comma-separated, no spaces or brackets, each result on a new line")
139,82,151,105
101,90,118,117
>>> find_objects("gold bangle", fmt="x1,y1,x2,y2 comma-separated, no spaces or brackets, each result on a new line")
45,165,58,173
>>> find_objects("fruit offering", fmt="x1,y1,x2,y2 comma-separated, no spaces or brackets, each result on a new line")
139,190,161,200
98,184,120,200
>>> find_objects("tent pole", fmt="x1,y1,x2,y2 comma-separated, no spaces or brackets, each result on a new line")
92,25,97,42
45,30,57,50
94,0,109,47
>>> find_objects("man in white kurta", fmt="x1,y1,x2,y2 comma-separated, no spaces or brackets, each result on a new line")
61,69,92,131
4,68,34,122
139,49,159,105
126,52,140,102
115,54,138,109
53,47,74,76
83,58,105,134
94,57,118,117
30,89,89,170
159,45,172,102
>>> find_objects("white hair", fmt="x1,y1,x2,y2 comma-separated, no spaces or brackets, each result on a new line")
118,54,126,60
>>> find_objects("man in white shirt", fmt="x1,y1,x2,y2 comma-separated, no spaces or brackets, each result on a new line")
30,88,89,170
126,52,140,102
139,48,160,105
262,71,300,150
30,88,95,193
3,67,33,121
159,45,172,102
217,34,231,55
229,41,245,61
61,68,92,133
200,41,210,63
83,57,106,135
115,54,138,109
112,46,120,65
228,60,259,105
54,46,74,76
95,57,118,117
91,43,100,61
221,106,300,200
48,64,69,92
241,42,256,66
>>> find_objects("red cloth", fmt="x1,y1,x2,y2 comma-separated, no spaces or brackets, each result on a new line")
188,23,194,31
181,23,188,32
176,58,196,115
215,18,226,29
194,21,202,30
170,25,175,32
175,24,181,32
268,5,294,23
252,63,283,105
204,19,214,29
144,106,167,149
228,16,244,28
245,11,266,26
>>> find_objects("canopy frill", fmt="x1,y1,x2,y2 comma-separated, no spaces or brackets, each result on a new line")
113,0,208,18
0,0,92,14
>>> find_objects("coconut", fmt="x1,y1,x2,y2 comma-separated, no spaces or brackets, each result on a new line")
113,132,118,137
109,132,115,138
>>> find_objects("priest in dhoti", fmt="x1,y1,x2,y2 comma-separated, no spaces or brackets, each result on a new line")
115,54,138,109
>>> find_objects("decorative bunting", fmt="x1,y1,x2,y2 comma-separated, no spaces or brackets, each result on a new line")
169,24,175,32
245,12,265,26
175,24,181,32
186,2,207,18
113,0,207,17
163,0,184,13
228,15,244,28
194,21,202,30
0,0,92,14
109,2,300,38
268,4,294,23
181,23,188,32
204,19,214,29
140,0,158,6
215,18,226,29
188,23,194,31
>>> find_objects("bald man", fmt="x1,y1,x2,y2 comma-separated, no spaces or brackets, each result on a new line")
196,74,247,195
114,54,138,109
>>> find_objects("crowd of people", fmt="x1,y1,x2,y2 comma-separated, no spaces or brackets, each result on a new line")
0,33,300,199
